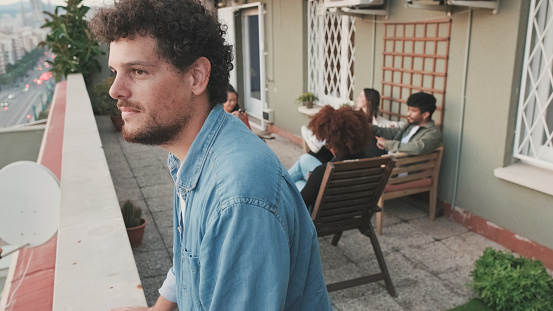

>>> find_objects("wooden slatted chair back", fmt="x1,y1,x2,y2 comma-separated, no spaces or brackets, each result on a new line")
310,156,397,296
377,146,444,234
312,157,395,236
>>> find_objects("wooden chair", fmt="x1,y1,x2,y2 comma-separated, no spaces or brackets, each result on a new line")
311,157,397,296
377,146,444,235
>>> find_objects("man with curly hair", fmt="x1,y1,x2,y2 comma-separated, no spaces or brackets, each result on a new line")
89,0,331,310
373,92,442,155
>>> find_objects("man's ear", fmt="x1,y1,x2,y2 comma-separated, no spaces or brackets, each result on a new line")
190,57,211,96
423,111,430,121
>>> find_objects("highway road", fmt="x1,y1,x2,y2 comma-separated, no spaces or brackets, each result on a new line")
0,63,55,129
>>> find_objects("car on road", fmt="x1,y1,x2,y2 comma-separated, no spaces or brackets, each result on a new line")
7,93,16,99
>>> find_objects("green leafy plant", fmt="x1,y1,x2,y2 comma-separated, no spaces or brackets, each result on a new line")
39,0,104,84
470,247,553,311
92,76,119,116
295,92,319,104
121,200,143,228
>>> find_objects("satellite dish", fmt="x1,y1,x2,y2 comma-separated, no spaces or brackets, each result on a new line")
0,161,60,258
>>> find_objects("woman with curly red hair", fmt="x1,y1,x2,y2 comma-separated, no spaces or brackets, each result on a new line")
292,106,385,209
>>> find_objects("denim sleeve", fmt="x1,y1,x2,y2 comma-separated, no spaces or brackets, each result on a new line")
199,203,290,310
158,267,177,303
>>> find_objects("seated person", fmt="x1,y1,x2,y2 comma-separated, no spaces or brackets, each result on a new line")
224,85,251,130
303,87,402,162
301,125,334,163
291,88,400,190
356,88,404,128
300,105,380,209
373,92,442,156
288,106,386,191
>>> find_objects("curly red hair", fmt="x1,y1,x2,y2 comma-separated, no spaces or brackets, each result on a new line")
308,105,371,158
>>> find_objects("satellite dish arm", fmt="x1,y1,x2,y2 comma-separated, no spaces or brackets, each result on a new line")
0,243,29,259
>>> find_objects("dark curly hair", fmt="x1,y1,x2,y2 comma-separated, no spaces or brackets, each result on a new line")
88,0,233,107
308,105,371,158
407,92,437,118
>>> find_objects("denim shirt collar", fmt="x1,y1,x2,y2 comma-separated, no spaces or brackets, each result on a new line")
167,104,228,191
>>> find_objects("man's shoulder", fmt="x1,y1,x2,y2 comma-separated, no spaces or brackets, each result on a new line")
421,120,440,130
208,122,284,195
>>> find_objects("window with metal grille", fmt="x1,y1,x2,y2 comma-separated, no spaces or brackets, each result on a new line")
308,0,356,107
380,19,451,127
514,0,553,169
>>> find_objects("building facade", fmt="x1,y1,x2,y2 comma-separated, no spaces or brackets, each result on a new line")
218,0,553,266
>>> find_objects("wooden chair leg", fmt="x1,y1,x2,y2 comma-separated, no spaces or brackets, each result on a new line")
331,232,343,246
429,189,437,221
377,197,384,235
364,222,396,297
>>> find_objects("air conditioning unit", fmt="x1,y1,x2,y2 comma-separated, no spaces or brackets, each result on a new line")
406,0,445,5
324,0,384,8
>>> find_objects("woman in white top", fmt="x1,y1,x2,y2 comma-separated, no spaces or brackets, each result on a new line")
356,88,405,128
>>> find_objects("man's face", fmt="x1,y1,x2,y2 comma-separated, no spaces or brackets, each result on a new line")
109,35,195,146
406,106,428,126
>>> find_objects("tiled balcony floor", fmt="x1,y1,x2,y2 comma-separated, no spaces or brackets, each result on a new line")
97,116,508,310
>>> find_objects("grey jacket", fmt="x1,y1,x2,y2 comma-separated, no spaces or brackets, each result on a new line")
372,120,442,155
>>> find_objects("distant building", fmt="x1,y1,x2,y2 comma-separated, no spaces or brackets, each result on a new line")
0,44,6,75
19,27,44,52
0,33,17,65
29,0,44,29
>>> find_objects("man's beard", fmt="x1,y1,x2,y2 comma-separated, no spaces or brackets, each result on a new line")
119,100,189,146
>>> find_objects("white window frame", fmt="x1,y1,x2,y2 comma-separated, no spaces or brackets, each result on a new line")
308,0,356,108
514,0,553,170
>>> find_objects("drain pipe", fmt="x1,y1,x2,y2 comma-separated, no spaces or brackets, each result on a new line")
451,9,473,211
371,15,377,88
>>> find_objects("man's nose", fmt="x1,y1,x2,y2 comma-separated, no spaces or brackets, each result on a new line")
109,75,130,100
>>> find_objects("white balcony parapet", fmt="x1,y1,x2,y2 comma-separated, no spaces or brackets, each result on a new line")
53,74,147,310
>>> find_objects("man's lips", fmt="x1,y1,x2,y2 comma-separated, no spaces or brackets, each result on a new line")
120,107,140,119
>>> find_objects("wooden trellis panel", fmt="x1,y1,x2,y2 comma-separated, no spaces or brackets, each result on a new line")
380,19,451,127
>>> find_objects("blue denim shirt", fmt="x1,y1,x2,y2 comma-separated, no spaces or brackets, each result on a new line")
158,105,331,310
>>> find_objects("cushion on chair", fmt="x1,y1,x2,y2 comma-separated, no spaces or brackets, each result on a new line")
384,177,431,192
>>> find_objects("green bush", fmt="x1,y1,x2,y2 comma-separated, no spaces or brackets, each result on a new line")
471,247,553,311
92,76,119,116
38,109,49,120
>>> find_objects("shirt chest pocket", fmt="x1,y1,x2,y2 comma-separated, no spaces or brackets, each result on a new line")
180,248,202,310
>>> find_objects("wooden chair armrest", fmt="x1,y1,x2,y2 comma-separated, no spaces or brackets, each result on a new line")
381,152,410,159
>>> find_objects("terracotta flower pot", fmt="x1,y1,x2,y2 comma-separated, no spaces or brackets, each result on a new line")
126,218,146,248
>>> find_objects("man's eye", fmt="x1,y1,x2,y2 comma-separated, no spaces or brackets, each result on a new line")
133,69,145,75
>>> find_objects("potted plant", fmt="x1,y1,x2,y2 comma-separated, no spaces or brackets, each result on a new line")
121,200,146,247
296,92,318,109
93,76,123,131
39,0,104,85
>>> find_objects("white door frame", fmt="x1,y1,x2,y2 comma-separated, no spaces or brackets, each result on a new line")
241,4,266,129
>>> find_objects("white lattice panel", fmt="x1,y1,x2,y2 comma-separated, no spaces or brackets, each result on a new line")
308,0,356,107
515,0,553,168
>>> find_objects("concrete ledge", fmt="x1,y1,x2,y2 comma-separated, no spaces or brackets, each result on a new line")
494,162,553,197
53,74,146,310
297,105,322,116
